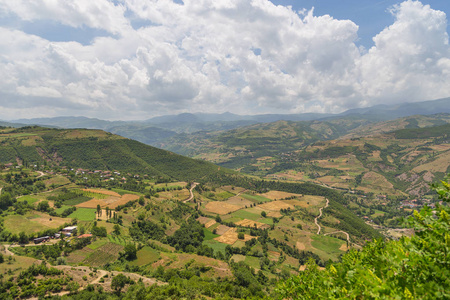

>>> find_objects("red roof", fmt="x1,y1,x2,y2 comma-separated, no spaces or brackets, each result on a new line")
77,234,93,239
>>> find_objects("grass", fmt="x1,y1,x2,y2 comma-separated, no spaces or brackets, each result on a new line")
203,228,219,241
244,256,261,270
212,191,235,201
44,175,70,187
229,209,274,225
17,195,39,205
68,208,96,221
87,239,109,250
203,239,228,255
55,205,72,214
130,246,161,266
311,235,346,261
4,215,47,234
81,190,109,199
241,193,272,203
64,196,91,206
108,234,129,246
111,188,143,196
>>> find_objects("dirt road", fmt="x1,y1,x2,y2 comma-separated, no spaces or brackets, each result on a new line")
314,198,329,235
183,182,199,203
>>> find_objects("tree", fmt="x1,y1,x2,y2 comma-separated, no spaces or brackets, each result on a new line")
18,232,28,244
124,244,137,260
277,174,450,299
0,193,14,210
111,273,128,293
37,200,50,212
113,224,121,235
96,204,101,218
261,211,267,218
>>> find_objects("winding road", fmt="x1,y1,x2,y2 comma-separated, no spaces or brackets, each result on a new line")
183,182,199,203
314,198,329,235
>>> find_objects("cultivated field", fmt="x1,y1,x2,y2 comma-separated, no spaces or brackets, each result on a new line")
214,228,254,245
260,191,302,200
258,201,295,211
205,202,241,214
235,219,270,229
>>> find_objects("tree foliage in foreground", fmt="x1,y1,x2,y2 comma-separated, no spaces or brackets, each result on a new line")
277,175,450,299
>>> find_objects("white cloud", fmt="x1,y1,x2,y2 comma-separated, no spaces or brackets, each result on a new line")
0,0,448,120
0,0,130,34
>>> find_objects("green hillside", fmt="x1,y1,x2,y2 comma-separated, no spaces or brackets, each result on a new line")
0,126,227,181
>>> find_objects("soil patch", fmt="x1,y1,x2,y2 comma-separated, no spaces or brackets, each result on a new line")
260,191,301,200
215,224,231,235
224,196,253,207
214,228,254,245
296,242,306,250
205,202,241,215
258,201,294,211
235,219,270,229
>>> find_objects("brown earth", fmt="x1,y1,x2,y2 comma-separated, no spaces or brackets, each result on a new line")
205,202,241,214
214,228,254,245
215,224,231,235
258,201,295,211
235,219,270,229
260,191,302,200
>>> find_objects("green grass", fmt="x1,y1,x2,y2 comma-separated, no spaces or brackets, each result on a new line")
4,214,47,234
108,235,129,246
111,188,143,196
203,228,219,241
311,235,346,261
17,195,39,204
130,246,161,266
87,239,109,250
63,196,91,206
230,209,261,221
244,256,261,270
241,193,272,203
213,191,235,201
81,191,109,199
55,205,72,214
203,240,228,255
68,208,96,221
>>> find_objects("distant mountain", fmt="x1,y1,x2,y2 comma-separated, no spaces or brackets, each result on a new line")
13,116,127,130
335,97,450,121
145,112,334,124
7,97,450,149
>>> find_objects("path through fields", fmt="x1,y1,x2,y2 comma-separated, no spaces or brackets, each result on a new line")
183,182,199,203
314,198,329,235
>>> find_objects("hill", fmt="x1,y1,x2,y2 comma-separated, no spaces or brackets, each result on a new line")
0,126,226,181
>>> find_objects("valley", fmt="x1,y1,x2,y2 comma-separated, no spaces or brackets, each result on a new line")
0,108,448,298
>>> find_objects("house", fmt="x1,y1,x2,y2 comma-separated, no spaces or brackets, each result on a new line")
33,236,50,244
61,226,77,236
77,233,93,239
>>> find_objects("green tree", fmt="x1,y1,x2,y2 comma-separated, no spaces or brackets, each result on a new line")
113,224,121,235
111,273,129,293
18,232,28,244
277,174,450,299
124,244,137,260
36,201,50,212
96,204,101,218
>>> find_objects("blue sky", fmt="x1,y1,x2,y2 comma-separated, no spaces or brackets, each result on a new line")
0,0,449,120
271,0,450,48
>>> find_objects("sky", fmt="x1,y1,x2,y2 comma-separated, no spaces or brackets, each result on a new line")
0,0,449,120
